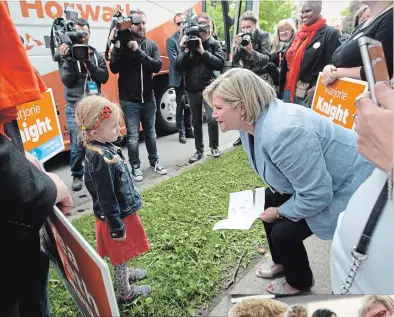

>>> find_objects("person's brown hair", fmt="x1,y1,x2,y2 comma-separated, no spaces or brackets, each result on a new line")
240,11,258,25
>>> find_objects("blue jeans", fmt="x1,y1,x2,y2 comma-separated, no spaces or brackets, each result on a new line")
120,97,159,168
282,90,310,107
66,105,84,177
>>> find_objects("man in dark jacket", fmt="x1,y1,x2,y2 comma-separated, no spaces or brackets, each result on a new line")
58,18,109,191
110,10,167,182
175,13,224,164
166,13,194,144
232,11,274,148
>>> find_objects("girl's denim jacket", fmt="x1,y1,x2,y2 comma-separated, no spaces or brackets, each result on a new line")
84,142,142,238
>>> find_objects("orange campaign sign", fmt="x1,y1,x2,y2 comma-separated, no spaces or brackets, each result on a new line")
48,208,120,317
16,88,64,162
311,73,368,129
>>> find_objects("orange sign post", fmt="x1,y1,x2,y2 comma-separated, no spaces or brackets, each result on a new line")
16,88,64,162
311,73,368,129
47,208,120,317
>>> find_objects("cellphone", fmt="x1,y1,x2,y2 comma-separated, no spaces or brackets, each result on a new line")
358,36,390,106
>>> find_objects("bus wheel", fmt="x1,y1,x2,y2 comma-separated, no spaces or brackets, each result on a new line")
154,77,177,134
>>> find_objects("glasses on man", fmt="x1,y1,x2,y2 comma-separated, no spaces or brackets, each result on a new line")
373,309,389,317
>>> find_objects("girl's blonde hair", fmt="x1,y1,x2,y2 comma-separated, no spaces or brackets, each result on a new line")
270,19,296,54
75,95,122,159
359,296,394,317
230,298,289,317
203,68,276,125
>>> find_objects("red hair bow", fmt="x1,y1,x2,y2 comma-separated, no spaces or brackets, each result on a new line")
93,104,113,130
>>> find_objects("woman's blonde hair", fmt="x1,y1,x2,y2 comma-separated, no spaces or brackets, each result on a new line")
359,296,394,317
230,298,288,317
75,95,122,158
203,68,276,124
289,305,308,317
270,19,296,54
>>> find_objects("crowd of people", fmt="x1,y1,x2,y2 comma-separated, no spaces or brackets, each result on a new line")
229,295,394,317
1,0,393,315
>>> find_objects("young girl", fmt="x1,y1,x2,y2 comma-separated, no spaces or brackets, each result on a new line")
75,95,151,303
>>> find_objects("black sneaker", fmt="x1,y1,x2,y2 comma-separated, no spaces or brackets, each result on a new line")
71,176,83,191
132,168,144,182
179,134,187,144
189,151,204,164
211,148,222,158
233,137,242,147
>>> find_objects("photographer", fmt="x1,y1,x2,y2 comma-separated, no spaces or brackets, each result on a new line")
232,11,276,147
175,13,224,164
109,10,167,182
233,11,274,85
58,18,109,191
166,13,194,144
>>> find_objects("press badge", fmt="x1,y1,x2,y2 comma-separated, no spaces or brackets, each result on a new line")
87,81,98,94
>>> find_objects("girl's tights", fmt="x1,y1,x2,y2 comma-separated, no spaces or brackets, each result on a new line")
114,262,131,297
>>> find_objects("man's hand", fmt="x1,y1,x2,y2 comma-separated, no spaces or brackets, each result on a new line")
260,207,278,223
25,151,45,172
46,172,73,215
113,234,127,242
245,42,253,54
322,64,338,86
127,40,139,51
59,43,70,57
196,38,205,55
180,35,189,53
355,82,393,172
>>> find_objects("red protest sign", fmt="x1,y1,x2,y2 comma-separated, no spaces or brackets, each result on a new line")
48,208,119,317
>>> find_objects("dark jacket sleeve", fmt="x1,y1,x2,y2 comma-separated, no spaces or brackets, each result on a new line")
1,134,57,235
86,52,109,84
89,153,125,238
201,40,224,71
135,41,162,73
175,50,191,72
324,28,341,67
109,46,123,74
232,45,242,64
58,58,77,88
247,32,270,67
166,37,178,66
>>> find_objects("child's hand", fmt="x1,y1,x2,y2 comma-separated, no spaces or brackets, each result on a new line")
113,234,127,242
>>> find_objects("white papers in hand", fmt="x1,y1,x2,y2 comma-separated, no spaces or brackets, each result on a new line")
213,187,265,230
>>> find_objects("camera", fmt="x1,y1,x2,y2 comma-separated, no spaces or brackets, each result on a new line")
239,33,252,47
105,10,141,60
50,7,89,62
182,10,209,49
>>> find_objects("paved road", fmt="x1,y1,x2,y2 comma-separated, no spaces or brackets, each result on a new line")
45,125,240,217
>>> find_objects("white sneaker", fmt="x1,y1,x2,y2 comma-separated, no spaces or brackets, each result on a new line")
152,161,167,175
132,168,144,182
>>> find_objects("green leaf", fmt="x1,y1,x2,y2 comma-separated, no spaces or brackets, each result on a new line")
187,307,196,317
145,297,153,305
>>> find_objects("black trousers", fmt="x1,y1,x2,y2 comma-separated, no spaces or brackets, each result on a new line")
174,80,192,136
186,90,218,152
263,188,314,290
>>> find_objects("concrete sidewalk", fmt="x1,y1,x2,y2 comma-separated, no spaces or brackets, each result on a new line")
208,236,332,317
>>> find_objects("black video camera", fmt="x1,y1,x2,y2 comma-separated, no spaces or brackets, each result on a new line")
50,7,89,62
105,10,141,60
239,33,252,47
182,10,209,50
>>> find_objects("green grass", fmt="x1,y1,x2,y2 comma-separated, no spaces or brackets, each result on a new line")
48,148,266,317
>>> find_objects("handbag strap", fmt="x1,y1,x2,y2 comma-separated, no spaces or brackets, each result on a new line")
355,180,388,255
341,179,388,294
